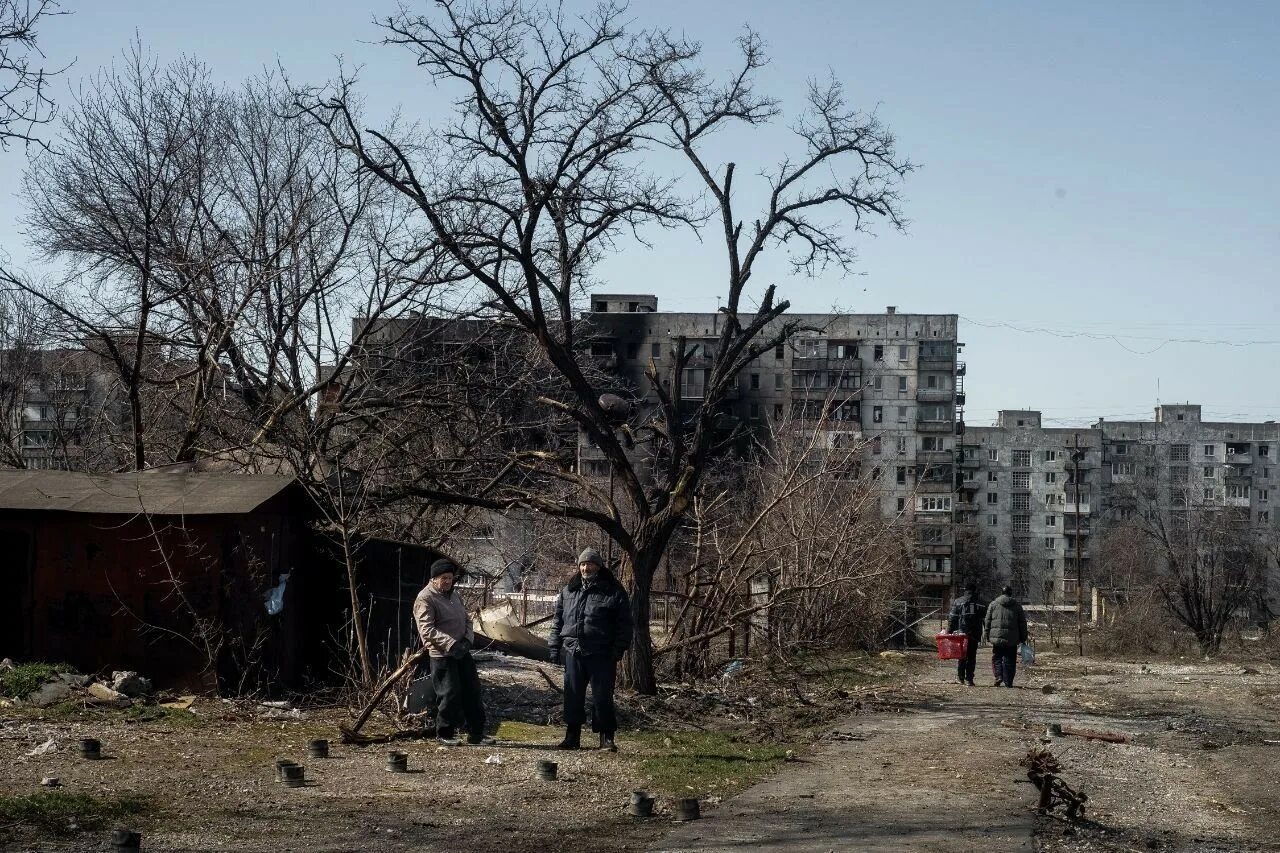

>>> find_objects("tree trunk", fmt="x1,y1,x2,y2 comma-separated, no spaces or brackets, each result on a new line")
621,546,661,695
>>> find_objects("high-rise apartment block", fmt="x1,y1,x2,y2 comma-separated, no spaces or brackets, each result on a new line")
584,295,963,593
958,411,1103,603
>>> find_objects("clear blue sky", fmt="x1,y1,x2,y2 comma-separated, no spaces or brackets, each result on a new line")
2,0,1278,427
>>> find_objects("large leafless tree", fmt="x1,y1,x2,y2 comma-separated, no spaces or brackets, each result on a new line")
299,0,913,692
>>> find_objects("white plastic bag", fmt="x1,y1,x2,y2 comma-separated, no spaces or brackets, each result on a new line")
1020,642,1036,665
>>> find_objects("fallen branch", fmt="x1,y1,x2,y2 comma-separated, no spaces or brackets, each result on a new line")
1061,726,1129,744
340,647,431,742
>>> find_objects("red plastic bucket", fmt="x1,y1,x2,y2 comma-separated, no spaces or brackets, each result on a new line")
935,633,968,660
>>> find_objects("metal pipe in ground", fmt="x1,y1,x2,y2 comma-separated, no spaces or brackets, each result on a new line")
536,759,557,781
275,760,298,782
110,829,141,850
385,751,408,773
673,798,700,822
307,739,329,759
628,790,654,818
281,764,306,788
79,738,101,760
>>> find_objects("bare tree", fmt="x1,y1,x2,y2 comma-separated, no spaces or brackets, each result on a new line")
299,0,912,693
1106,449,1260,654
0,0,65,148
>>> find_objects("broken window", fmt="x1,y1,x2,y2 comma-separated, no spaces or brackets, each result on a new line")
1045,472,1058,484
1170,444,1189,462
1112,462,1134,476
774,373,784,390
1012,515,1030,532
750,373,760,389
873,345,884,361
1044,537,1056,550
873,405,883,423
988,514,998,526
1011,494,1031,512
651,342,661,358
1046,514,1057,526
1012,472,1030,489
988,471,998,482
1043,450,1058,462
1012,449,1031,467
1202,466,1215,479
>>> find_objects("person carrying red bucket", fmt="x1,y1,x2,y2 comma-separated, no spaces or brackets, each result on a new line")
937,581,986,686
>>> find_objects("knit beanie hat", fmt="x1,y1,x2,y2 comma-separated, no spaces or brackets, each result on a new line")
431,558,460,579
577,548,604,568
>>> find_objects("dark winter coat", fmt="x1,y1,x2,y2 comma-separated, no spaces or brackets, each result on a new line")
548,568,634,661
947,593,987,638
983,594,1029,647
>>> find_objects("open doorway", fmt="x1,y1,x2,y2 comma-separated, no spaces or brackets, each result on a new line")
0,529,34,659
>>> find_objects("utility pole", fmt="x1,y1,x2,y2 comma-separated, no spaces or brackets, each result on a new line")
1069,433,1086,657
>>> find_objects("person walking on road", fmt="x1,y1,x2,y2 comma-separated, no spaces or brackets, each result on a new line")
413,558,493,745
983,585,1029,687
947,581,986,686
548,548,633,752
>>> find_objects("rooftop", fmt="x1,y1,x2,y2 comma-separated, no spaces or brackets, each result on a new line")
0,470,299,515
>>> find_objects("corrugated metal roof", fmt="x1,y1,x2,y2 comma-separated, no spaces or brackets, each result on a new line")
0,470,298,515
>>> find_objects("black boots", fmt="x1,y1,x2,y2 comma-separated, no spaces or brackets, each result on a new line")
599,732,617,752
557,725,581,750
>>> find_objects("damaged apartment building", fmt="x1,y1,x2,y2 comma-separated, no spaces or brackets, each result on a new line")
957,411,1103,604
583,295,964,594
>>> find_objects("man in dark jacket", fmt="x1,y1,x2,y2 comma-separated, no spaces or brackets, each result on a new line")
983,585,1029,687
947,581,986,686
548,548,633,751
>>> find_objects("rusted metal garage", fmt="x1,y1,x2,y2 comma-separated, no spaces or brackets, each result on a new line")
0,470,333,691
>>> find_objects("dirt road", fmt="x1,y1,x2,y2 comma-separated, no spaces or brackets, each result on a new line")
655,652,1280,853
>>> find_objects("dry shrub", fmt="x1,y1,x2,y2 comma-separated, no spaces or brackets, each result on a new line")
1089,586,1196,657
659,416,916,679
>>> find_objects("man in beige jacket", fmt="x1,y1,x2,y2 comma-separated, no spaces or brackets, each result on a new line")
413,558,492,745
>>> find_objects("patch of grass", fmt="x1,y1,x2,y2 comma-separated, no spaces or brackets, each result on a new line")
0,792,151,835
119,704,199,726
0,662,73,700
633,730,793,797
495,720,558,743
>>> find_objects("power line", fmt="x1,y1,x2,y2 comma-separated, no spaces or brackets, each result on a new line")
960,315,1280,353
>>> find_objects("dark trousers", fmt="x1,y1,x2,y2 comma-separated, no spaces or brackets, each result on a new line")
563,651,617,734
430,653,486,739
991,643,1018,687
956,634,979,683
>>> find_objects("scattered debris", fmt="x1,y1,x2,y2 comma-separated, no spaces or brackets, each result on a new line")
40,776,59,787
87,682,133,708
110,671,153,698
484,753,503,764
159,695,197,711
24,679,72,707
25,737,56,757
1021,747,1088,819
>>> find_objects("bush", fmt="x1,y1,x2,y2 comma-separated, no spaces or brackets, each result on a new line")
0,662,73,699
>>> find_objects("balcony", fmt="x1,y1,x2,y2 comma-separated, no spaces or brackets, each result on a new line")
916,570,952,587
917,450,953,466
1227,495,1251,508
918,356,955,371
915,388,954,403
1226,453,1253,467
957,454,980,469
1062,502,1091,515
916,478,953,493
916,418,955,433
915,541,953,556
